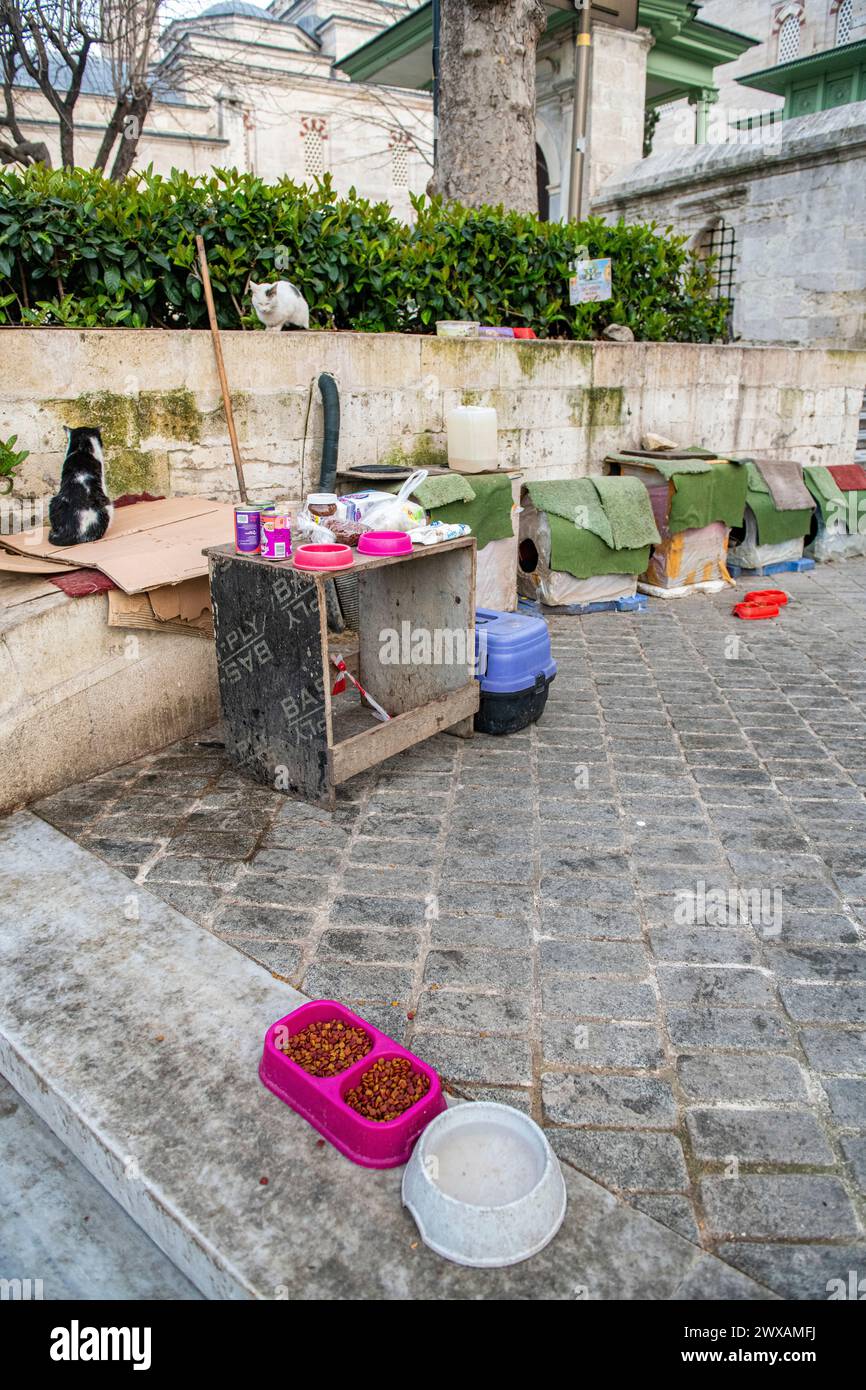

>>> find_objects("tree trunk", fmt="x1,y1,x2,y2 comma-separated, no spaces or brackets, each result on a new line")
0,137,51,167
93,101,127,173
432,0,546,212
58,114,75,169
108,91,152,182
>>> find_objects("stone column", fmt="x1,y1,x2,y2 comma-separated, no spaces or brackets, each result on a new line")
689,87,720,146
581,23,655,208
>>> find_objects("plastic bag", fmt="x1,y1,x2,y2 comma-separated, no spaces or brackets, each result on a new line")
360,470,429,532
294,508,335,545
728,507,804,571
408,521,471,546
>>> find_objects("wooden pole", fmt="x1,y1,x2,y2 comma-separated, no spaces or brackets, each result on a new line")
196,234,248,503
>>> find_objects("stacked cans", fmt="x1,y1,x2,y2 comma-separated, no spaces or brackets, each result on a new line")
234,501,292,559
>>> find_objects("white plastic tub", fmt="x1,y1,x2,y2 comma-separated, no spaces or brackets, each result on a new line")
446,405,499,473
402,1102,567,1267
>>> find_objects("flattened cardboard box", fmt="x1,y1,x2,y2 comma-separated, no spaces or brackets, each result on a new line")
0,549,72,576
108,576,213,638
0,498,234,594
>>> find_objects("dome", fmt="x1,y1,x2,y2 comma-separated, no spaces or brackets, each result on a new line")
200,2,270,18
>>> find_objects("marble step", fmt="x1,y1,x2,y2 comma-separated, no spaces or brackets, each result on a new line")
0,812,774,1301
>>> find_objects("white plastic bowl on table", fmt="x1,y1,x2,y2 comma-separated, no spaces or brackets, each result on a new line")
401,1101,567,1268
435,320,479,338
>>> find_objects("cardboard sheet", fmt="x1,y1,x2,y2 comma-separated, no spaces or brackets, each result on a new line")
0,548,73,576
107,575,213,638
0,498,234,594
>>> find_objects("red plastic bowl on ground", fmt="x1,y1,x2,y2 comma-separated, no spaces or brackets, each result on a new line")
292,543,354,571
259,999,446,1168
733,601,779,620
357,530,413,557
743,589,788,606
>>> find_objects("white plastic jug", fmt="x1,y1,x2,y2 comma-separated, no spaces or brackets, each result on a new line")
446,406,498,474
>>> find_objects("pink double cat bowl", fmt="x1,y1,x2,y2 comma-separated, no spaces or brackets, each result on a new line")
259,999,445,1168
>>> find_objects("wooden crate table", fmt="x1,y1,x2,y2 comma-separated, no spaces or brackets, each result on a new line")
204,538,478,808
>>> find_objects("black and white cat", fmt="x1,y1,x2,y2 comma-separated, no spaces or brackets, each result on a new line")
48,427,113,546
250,279,310,331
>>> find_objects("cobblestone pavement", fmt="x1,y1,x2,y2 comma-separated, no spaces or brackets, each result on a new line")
34,558,866,1299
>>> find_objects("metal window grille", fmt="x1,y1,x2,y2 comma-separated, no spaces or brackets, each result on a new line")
836,0,852,46
392,141,409,188
699,220,736,323
730,109,783,142
778,14,801,62
303,128,325,179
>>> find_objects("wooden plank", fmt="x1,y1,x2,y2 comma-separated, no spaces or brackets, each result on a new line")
330,682,479,784
205,537,474,577
209,553,333,807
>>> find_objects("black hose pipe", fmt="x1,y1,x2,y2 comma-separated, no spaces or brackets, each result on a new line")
317,372,340,492
316,371,344,631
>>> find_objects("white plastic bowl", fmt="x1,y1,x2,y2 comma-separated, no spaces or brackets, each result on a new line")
402,1102,567,1267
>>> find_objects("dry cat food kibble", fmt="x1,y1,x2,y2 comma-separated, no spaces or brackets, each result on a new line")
344,1056,431,1122
279,1019,373,1077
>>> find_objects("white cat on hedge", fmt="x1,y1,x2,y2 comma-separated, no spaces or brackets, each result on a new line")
250,280,310,331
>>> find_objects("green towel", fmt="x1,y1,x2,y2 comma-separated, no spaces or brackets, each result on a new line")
667,463,749,534
408,473,476,509
527,478,657,579
804,465,846,523
589,476,661,550
427,472,514,551
546,515,651,580
527,479,613,547
746,490,813,546
606,452,749,532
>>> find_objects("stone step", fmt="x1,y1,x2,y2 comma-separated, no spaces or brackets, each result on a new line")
0,1077,200,1301
0,813,774,1300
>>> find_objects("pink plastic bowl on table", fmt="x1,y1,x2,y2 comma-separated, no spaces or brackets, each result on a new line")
259,999,446,1168
357,530,413,557
292,543,354,571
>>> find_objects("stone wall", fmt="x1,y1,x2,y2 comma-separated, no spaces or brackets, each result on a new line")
593,102,866,348
3,329,864,505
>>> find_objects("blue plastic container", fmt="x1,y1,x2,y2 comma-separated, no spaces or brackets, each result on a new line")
474,607,557,735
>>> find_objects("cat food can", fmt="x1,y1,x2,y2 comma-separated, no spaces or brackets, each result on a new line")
260,513,292,561
234,502,274,554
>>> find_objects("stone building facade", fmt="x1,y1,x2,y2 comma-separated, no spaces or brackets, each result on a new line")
652,0,866,150
9,1,433,212
593,100,866,347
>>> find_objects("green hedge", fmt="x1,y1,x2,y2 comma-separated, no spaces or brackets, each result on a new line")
0,166,727,341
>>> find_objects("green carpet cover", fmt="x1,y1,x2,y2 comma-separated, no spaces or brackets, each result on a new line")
426,472,514,551
604,453,748,533
527,478,657,580
803,465,846,523
527,479,614,547
589,476,661,551
406,473,476,509
545,515,651,579
743,461,812,543
746,490,813,545
667,463,748,534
